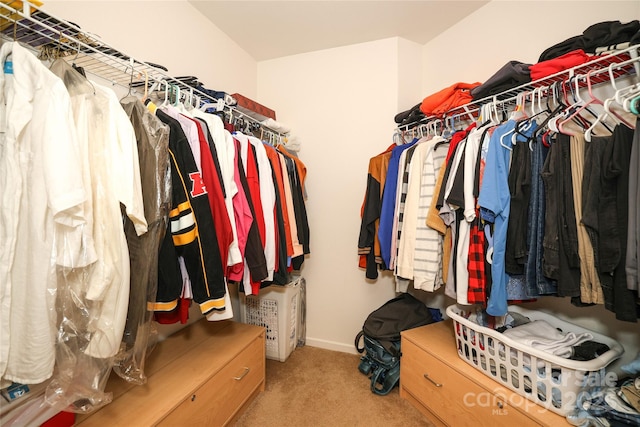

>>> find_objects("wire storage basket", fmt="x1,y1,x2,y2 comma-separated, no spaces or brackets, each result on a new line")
240,279,302,362
445,305,624,416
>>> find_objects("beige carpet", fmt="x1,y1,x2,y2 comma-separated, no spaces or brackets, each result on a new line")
233,345,434,427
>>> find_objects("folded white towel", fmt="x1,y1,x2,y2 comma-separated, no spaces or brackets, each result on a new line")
502,320,593,358
283,135,301,152
261,118,291,134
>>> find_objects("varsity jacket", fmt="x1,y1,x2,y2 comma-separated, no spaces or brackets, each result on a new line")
154,110,226,314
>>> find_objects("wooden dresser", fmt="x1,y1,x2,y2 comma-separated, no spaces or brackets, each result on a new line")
400,321,567,427
77,320,265,427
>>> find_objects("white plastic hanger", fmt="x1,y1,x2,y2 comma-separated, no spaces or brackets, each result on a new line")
529,87,540,117
483,97,511,150
147,78,161,97
589,69,634,128
584,96,616,142
172,85,182,107
140,69,149,102
547,81,575,134
613,81,639,104
159,80,171,108
509,92,528,121
183,87,194,111
557,75,588,135
199,97,226,112
622,85,640,112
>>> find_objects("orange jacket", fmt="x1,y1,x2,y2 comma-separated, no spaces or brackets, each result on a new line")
420,82,481,117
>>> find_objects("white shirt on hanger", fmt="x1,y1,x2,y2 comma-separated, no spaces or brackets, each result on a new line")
191,110,242,267
161,104,201,172
82,83,147,359
455,126,485,305
0,42,89,385
234,132,277,281
396,137,433,281
247,134,277,281
413,138,448,292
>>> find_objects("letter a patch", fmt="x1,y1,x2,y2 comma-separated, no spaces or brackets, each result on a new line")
189,172,208,197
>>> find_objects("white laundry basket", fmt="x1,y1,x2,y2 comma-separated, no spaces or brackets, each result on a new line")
240,279,301,362
445,305,624,416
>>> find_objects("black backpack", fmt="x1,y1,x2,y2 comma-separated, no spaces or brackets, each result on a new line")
355,293,435,395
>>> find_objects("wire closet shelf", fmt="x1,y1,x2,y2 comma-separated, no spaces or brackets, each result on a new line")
0,0,287,137
400,43,640,129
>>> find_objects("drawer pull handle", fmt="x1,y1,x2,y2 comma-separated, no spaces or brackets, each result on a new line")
234,367,250,381
423,374,442,387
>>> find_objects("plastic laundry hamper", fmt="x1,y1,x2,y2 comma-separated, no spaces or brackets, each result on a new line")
445,305,624,416
240,279,301,362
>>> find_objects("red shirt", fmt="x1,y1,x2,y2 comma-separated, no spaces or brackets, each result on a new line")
530,49,593,80
186,116,233,273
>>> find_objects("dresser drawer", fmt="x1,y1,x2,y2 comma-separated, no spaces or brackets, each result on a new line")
401,338,537,427
158,335,265,426
77,321,265,427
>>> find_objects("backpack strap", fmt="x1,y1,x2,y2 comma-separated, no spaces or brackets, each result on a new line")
354,330,365,354
370,366,398,396
370,366,385,395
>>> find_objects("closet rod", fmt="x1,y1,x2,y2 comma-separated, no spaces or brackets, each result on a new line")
0,1,287,136
399,44,640,130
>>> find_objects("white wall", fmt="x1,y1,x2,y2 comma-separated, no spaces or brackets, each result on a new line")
42,0,257,97
397,37,423,112
422,0,640,96
257,38,407,352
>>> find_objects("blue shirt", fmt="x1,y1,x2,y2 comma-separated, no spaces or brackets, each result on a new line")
478,121,516,316
378,140,417,268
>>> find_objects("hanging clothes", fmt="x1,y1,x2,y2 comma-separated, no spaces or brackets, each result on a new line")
627,119,640,293
583,124,638,321
116,97,171,384
406,138,448,292
466,125,493,304
525,130,558,297
264,144,294,278
378,140,417,269
396,138,430,285
189,115,235,270
280,149,310,270
81,83,147,358
441,128,469,303
46,59,149,365
278,145,310,267
358,144,394,278
0,42,91,386
392,142,419,291
227,145,255,282
235,133,268,294
153,108,226,314
191,110,242,268
248,134,277,282
233,136,268,294
280,150,304,260
541,133,581,297
0,13,311,416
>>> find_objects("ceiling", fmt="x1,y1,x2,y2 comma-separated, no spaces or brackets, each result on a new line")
188,1,489,61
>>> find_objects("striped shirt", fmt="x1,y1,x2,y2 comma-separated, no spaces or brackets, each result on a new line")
412,140,449,291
